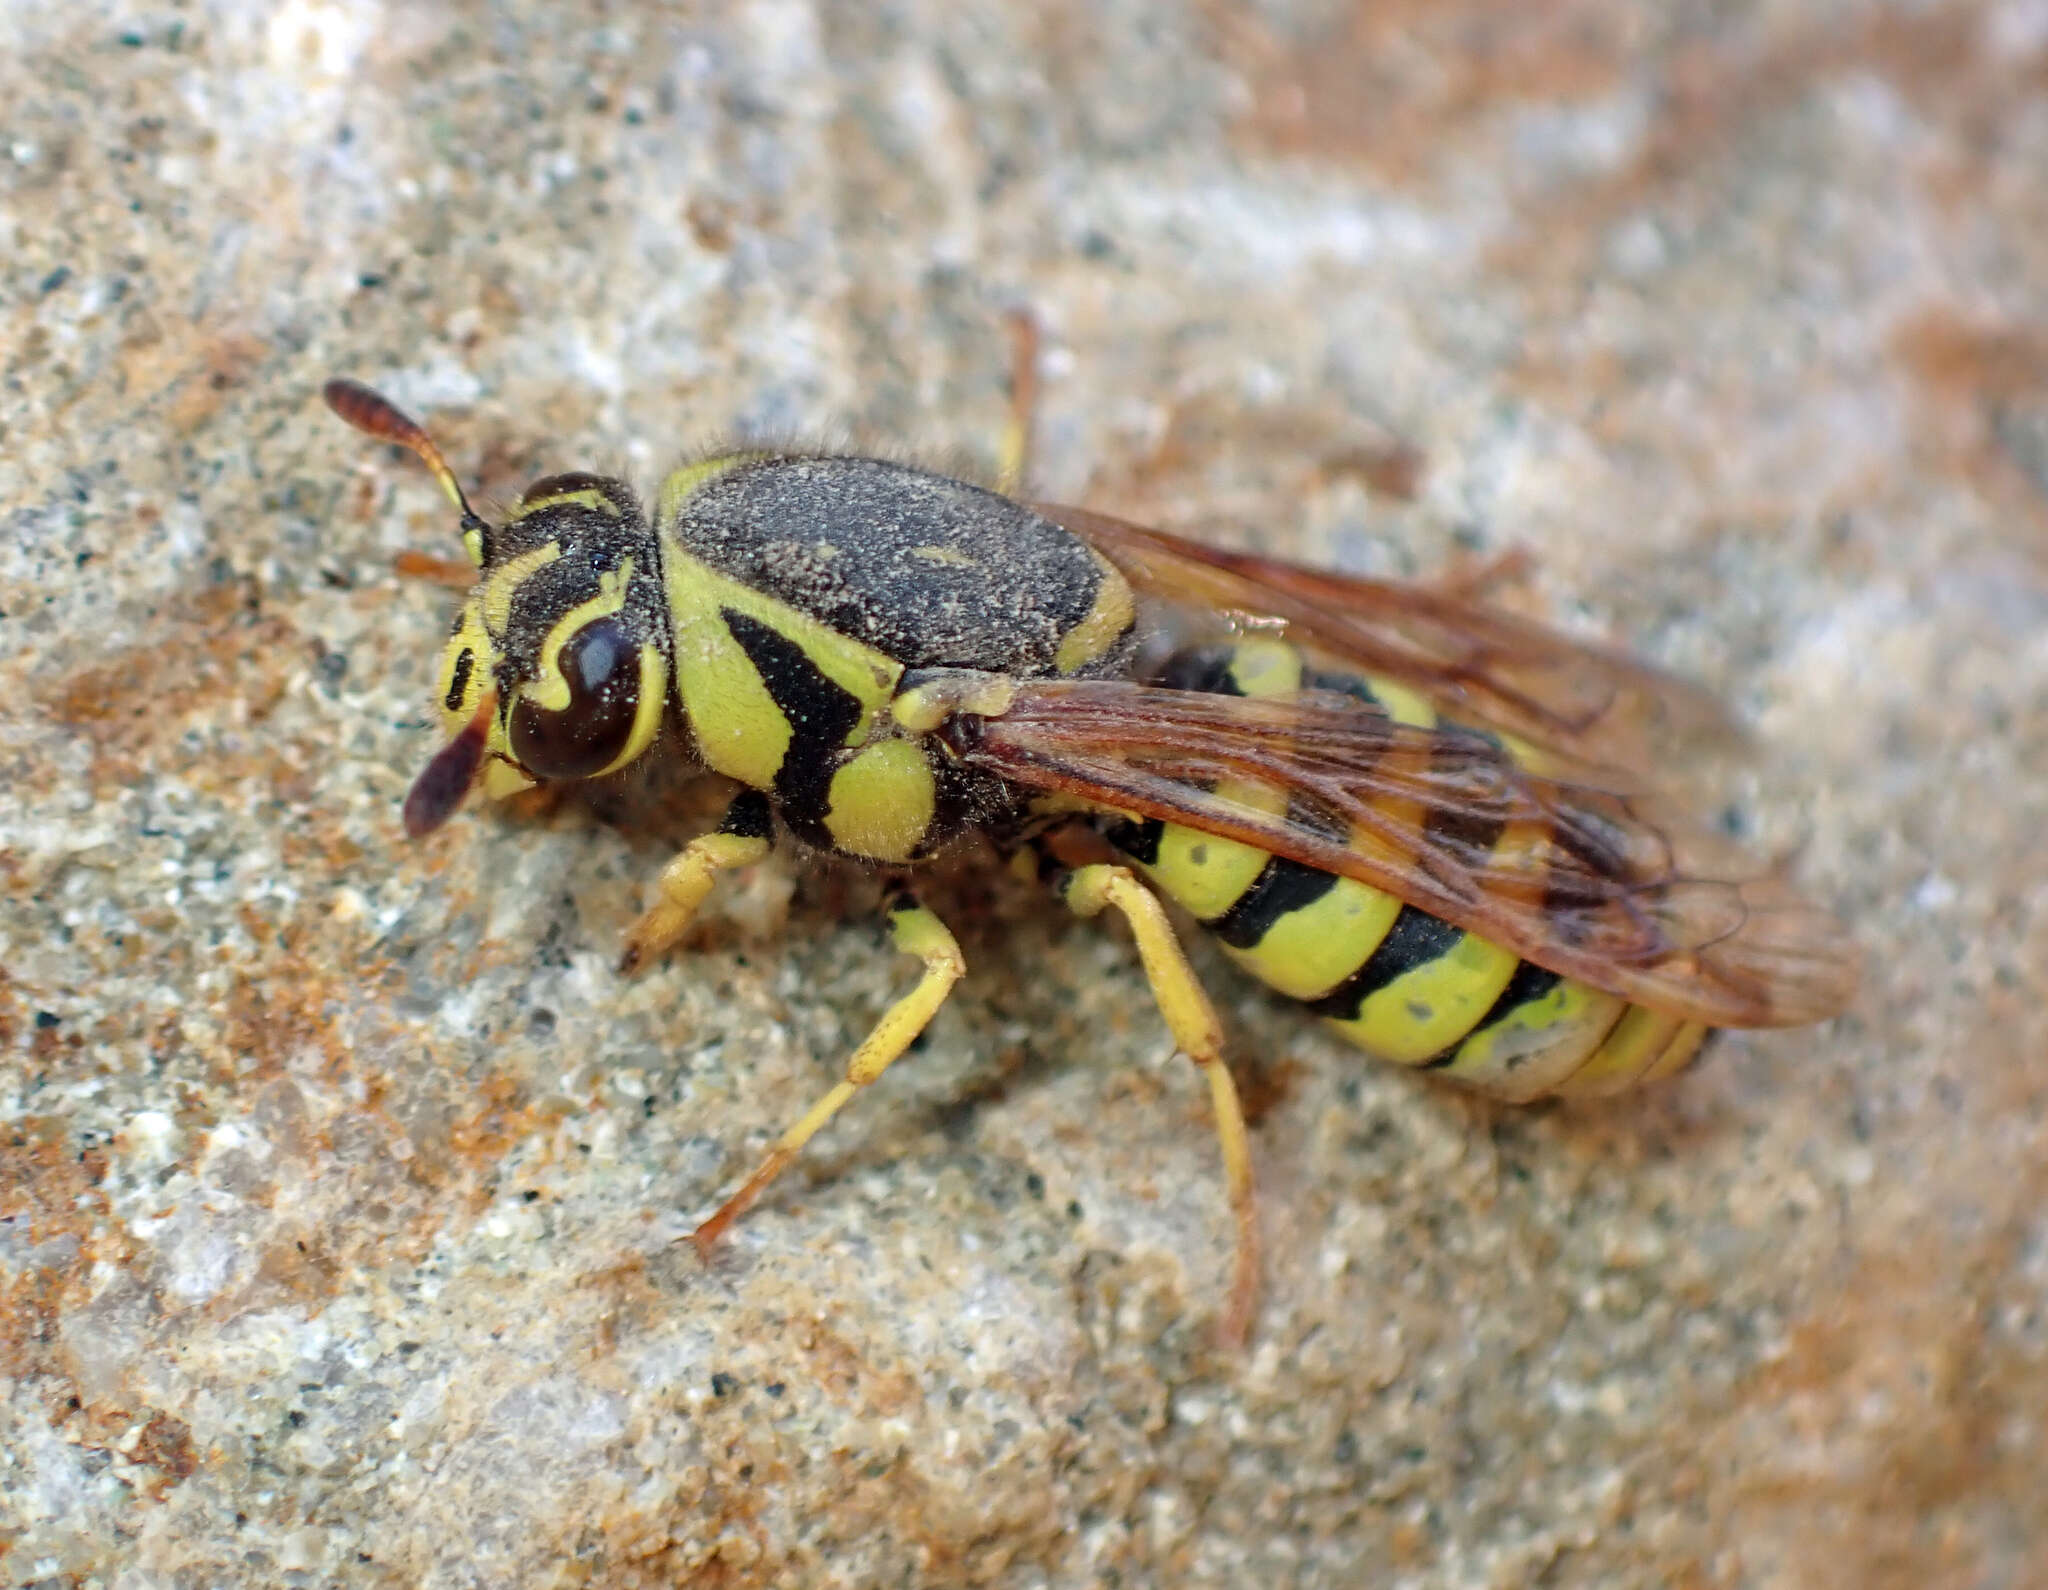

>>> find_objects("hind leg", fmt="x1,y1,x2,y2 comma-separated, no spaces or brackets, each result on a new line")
1053,858,1260,1346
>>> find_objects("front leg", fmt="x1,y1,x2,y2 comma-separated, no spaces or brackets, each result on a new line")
619,789,775,974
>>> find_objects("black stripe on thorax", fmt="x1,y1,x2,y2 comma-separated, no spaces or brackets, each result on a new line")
720,607,864,845
717,787,775,842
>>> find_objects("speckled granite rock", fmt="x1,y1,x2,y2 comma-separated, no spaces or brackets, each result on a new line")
3,3,2044,1586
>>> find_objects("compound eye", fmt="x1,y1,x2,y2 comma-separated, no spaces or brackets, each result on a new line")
508,616,642,780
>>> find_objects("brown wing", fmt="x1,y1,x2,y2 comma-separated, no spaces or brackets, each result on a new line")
948,678,1857,1029
1036,502,1740,778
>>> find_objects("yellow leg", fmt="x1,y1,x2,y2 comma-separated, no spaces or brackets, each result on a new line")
1060,863,1260,1346
996,307,1040,498
691,892,966,1254
619,791,774,974
1426,546,1534,604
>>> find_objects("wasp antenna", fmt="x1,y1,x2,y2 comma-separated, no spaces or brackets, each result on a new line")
323,378,495,561
402,689,498,838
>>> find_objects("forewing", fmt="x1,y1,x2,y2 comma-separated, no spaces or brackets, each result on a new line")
954,678,1857,1029
1037,502,1740,778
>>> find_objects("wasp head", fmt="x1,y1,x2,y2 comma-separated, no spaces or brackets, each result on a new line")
324,381,672,836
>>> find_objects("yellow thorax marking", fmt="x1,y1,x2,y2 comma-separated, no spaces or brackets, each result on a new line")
1361,674,1436,728
1224,636,1302,696
908,544,976,568
824,739,935,862
481,542,563,638
890,672,1016,735
524,558,637,713
661,542,902,790
656,454,760,528
1053,554,1135,675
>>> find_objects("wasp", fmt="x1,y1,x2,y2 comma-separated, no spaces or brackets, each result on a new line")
324,337,1855,1341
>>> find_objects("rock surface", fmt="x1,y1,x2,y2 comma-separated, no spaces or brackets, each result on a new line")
3,3,2044,1586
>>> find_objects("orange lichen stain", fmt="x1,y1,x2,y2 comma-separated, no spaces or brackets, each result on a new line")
1895,312,2048,404
214,914,358,1085
1668,1002,2048,1588
1227,0,1635,180
1892,309,2048,527
1693,1236,2048,1588
125,1408,199,1497
1322,440,1426,504
1084,389,1425,525
1479,8,2029,290
1230,1052,1301,1130
442,1070,536,1167
0,1116,123,1415
594,1445,793,1587
794,1312,919,1417
36,576,300,789
164,331,268,435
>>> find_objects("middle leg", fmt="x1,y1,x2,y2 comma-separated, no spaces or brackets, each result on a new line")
691,889,966,1254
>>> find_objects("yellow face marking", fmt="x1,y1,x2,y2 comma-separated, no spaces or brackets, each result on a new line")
509,487,621,521
591,642,669,779
482,757,537,799
1053,555,1136,675
655,455,758,528
481,542,563,639
1440,977,1627,1101
908,544,977,568
661,545,902,789
437,594,495,732
1324,931,1520,1065
1220,876,1404,1002
523,559,636,713
823,739,937,862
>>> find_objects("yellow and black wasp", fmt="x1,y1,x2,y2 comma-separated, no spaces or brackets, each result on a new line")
325,342,1855,1342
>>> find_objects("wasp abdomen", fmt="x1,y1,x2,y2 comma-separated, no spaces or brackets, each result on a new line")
1111,638,1709,1100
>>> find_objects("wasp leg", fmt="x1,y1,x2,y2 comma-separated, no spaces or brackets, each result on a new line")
1058,861,1260,1347
996,307,1040,498
619,790,775,975
692,890,966,1254
1428,546,1535,603
392,549,477,587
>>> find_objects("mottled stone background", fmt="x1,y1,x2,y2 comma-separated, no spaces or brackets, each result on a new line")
3,3,2044,1586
